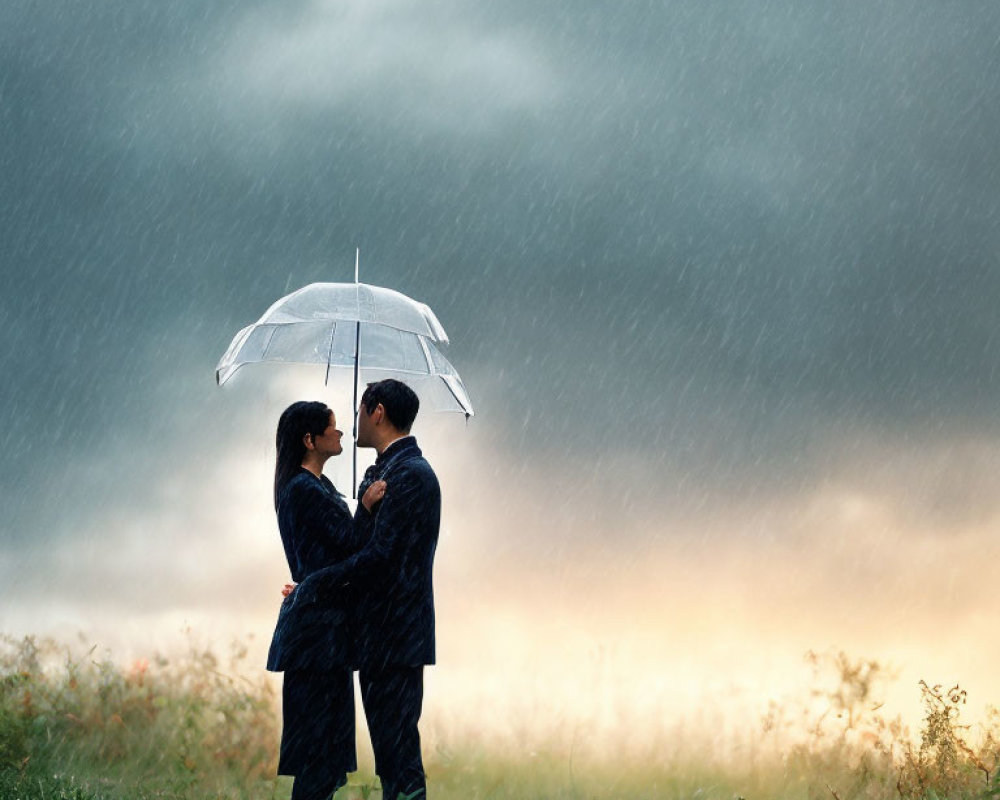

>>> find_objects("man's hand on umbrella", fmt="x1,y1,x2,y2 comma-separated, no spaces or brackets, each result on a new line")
362,480,387,512
281,583,297,597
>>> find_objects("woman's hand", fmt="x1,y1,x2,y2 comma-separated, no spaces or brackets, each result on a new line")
362,479,387,511
281,583,297,597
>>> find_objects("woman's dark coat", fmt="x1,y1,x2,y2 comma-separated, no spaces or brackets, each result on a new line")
266,469,364,672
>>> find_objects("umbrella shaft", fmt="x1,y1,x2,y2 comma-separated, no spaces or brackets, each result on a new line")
352,320,361,499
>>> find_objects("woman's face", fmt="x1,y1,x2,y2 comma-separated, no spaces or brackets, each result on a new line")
311,411,344,457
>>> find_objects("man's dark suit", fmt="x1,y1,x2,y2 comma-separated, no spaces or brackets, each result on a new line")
296,436,440,800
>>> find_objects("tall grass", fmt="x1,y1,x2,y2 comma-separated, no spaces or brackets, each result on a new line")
0,632,278,799
3,634,1000,799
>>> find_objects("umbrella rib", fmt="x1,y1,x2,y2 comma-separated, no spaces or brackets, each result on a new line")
260,325,278,359
416,336,436,376
324,323,336,386
442,375,470,417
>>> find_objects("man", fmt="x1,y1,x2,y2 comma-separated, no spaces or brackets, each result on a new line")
294,379,440,800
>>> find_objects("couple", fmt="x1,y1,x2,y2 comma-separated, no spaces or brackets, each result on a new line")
267,379,439,800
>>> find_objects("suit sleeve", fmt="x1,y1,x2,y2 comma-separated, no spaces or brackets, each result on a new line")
289,480,363,573
294,466,426,605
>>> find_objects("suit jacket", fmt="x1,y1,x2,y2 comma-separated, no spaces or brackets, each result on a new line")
266,470,364,672
296,437,441,669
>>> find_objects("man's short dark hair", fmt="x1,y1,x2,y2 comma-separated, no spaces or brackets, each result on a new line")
362,379,419,432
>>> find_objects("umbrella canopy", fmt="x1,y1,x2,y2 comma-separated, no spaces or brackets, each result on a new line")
216,282,473,416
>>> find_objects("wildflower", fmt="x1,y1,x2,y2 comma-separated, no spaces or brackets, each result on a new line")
127,658,150,686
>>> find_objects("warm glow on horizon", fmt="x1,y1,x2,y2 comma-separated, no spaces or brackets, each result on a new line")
8,403,1000,752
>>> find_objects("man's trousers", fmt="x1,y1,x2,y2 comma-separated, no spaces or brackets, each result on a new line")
359,665,425,800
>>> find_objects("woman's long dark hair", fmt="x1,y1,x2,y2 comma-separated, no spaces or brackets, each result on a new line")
274,401,332,510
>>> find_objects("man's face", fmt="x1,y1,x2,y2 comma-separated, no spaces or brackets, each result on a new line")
356,402,375,448
311,411,343,457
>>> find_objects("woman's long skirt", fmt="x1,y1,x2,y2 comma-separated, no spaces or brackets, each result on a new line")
279,668,357,781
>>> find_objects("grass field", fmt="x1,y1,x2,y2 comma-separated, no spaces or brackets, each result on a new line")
2,634,999,800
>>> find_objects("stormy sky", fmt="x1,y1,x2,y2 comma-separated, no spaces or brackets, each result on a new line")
4,1,1000,740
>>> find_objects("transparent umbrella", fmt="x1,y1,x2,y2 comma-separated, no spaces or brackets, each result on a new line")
216,278,473,494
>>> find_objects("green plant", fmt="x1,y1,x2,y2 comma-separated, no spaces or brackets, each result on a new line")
10,631,1000,800
0,632,281,799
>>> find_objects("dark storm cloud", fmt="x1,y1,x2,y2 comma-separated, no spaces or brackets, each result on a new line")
4,1,1000,546
174,2,1000,439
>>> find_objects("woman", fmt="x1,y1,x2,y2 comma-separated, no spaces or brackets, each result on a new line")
267,401,384,800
